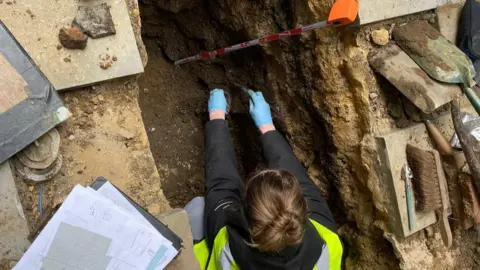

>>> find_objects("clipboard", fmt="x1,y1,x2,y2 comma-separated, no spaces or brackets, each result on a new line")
90,177,183,251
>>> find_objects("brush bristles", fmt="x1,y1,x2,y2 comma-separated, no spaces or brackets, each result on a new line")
406,144,442,212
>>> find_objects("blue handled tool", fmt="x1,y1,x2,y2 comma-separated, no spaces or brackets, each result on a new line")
402,164,415,231
405,178,414,231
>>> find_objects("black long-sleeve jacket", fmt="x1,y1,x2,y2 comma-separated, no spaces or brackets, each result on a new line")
202,119,341,270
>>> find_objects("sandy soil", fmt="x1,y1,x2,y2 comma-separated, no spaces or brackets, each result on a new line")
14,79,170,232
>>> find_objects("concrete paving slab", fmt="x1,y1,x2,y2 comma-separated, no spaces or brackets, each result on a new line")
376,123,438,238
375,112,462,238
0,162,30,263
436,2,465,44
360,0,463,25
0,0,143,90
157,209,200,270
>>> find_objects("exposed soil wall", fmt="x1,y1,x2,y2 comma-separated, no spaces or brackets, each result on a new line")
139,0,479,268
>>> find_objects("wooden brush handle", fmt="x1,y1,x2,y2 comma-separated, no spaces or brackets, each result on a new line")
438,213,453,248
434,150,453,247
425,120,454,155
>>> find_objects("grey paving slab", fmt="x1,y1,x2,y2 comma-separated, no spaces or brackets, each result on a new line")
359,0,463,25
376,124,438,238
0,0,143,91
0,162,30,262
436,2,465,44
157,209,200,270
375,114,457,238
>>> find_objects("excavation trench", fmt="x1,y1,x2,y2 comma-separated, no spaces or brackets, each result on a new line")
137,1,478,269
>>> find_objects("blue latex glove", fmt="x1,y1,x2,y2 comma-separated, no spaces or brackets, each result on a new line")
208,89,227,113
248,90,273,127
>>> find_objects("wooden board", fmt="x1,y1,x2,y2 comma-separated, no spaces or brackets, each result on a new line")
0,52,27,113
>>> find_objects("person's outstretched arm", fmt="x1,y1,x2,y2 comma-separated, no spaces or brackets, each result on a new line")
248,90,337,232
204,89,245,247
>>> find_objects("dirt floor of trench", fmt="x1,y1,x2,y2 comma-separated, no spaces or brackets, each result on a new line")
137,0,271,208
137,38,263,207
137,39,206,207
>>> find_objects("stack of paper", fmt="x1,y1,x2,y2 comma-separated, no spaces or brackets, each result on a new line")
15,182,178,270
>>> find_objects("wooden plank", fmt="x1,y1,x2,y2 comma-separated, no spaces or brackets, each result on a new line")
0,52,28,113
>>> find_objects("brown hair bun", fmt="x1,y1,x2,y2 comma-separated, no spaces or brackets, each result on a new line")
245,169,307,252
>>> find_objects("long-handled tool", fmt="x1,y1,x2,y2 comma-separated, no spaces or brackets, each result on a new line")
175,0,359,65
451,101,480,195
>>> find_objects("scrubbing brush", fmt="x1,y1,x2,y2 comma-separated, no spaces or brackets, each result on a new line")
406,144,452,247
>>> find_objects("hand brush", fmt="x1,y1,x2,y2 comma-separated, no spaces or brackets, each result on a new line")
406,144,452,247
406,144,442,212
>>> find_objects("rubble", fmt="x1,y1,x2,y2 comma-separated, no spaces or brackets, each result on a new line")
58,27,88,50
371,29,390,46
73,3,116,39
99,53,115,70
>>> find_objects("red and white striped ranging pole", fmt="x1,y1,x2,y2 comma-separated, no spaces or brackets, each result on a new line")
174,20,329,65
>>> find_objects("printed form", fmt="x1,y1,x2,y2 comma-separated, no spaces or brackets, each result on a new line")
14,184,178,270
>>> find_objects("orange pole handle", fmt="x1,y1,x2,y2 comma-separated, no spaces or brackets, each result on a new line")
327,0,359,26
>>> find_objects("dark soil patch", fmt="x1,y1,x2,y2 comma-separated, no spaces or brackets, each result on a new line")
138,1,266,207
137,41,263,207
137,38,207,207
137,39,263,208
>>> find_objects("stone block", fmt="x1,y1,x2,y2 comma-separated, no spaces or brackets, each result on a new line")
156,209,200,270
0,0,143,90
0,162,30,263
360,0,463,25
436,3,465,44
